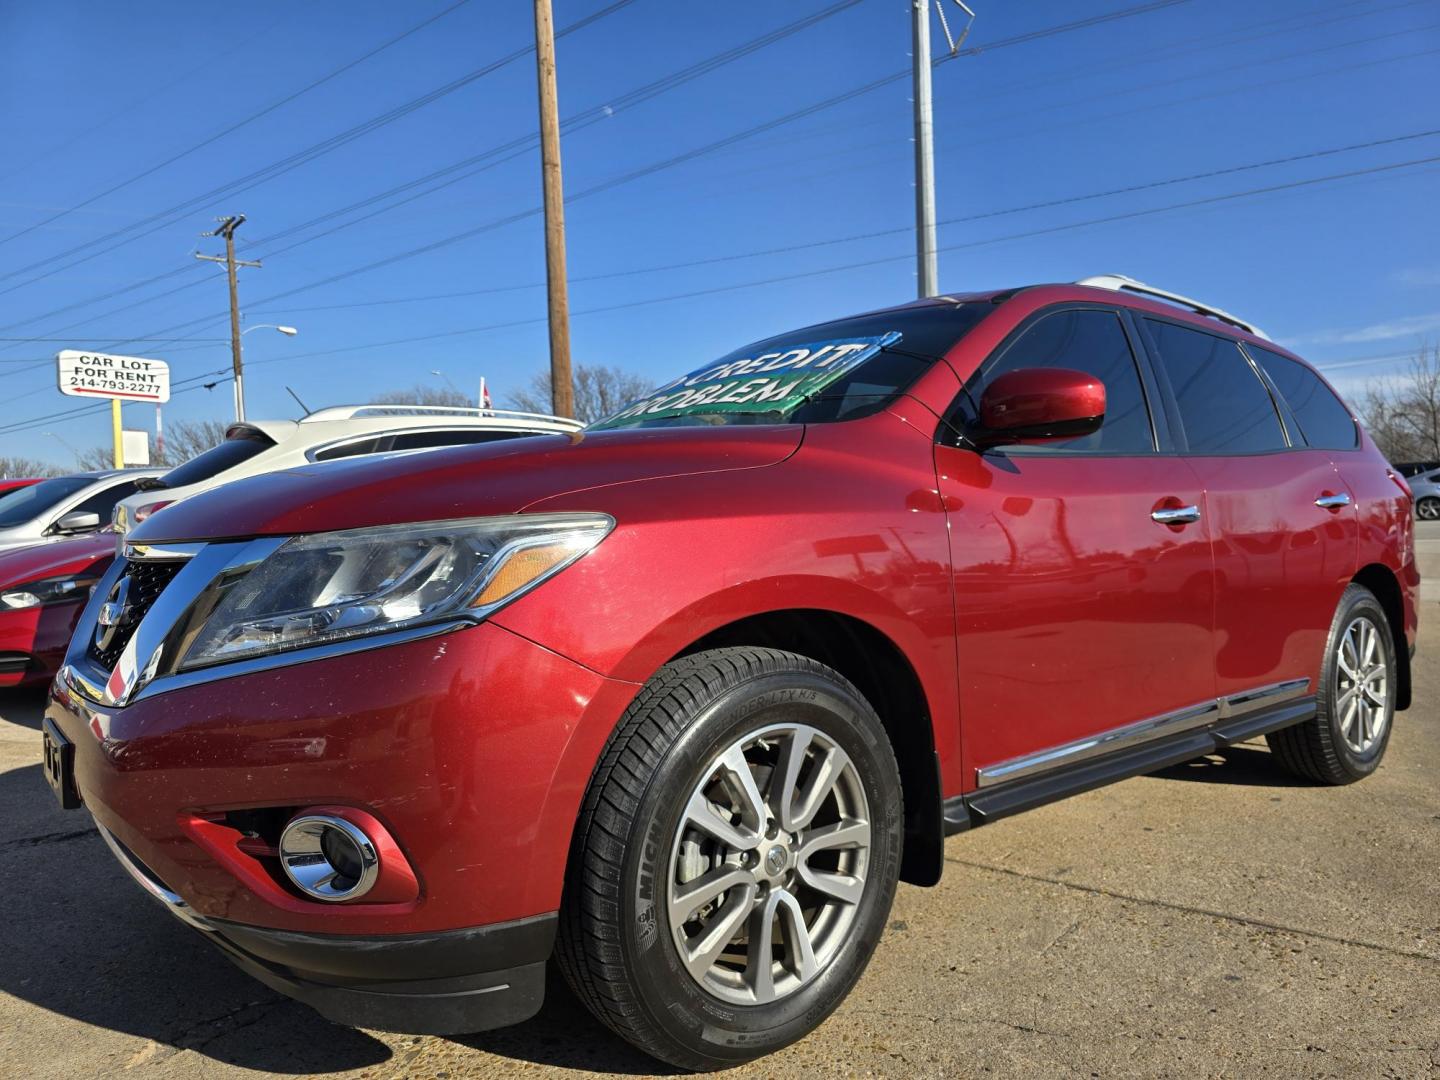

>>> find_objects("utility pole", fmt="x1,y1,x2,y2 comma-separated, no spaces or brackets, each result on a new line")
912,2,975,299
533,0,574,419
196,214,261,421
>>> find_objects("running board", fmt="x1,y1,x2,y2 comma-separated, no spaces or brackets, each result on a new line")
943,696,1316,833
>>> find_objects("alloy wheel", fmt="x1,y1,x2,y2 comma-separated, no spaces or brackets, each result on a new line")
666,722,871,1006
1335,615,1389,754
1417,498,1440,521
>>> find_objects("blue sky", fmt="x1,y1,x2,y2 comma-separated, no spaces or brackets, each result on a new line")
0,0,1437,467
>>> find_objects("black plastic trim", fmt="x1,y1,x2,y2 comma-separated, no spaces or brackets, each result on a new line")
952,696,1317,828
197,912,556,1034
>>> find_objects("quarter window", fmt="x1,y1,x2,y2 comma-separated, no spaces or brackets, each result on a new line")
963,308,1154,453
1248,345,1358,450
1146,320,1287,454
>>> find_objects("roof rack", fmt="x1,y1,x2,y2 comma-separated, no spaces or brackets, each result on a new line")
300,404,584,428
1075,274,1269,341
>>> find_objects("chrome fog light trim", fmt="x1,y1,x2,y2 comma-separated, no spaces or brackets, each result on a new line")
278,814,380,902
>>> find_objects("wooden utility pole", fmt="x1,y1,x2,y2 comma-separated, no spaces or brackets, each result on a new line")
533,0,574,419
196,214,260,422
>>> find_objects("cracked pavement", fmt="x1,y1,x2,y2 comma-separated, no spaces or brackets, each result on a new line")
1,522,1436,1078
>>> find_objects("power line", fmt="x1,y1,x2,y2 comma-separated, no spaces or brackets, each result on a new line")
0,0,639,297
0,0,868,338
0,1,475,251
2,150,1433,440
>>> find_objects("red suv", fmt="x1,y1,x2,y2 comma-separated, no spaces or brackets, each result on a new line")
43,278,1419,1069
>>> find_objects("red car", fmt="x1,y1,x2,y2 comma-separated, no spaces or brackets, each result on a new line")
0,532,113,688
44,278,1418,1069
0,478,41,495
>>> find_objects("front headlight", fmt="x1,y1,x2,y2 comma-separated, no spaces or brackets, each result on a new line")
0,576,99,610
179,514,613,670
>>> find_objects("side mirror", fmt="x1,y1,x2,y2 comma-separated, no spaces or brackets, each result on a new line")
970,367,1106,448
52,511,101,535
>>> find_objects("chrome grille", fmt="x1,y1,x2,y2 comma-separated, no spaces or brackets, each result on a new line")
87,559,186,670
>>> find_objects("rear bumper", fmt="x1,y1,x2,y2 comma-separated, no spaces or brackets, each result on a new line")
100,819,554,1034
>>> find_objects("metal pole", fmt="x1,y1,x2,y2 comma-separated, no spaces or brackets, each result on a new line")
223,225,246,422
912,0,939,298
111,399,124,469
197,215,259,424
533,0,575,419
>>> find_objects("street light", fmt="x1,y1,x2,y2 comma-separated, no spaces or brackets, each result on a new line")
430,369,466,403
232,325,299,421
42,431,81,468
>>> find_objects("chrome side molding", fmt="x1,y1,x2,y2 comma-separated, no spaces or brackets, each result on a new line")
975,678,1312,788
95,821,214,933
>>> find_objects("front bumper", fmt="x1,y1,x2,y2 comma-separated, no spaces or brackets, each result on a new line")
99,821,554,1033
0,602,84,687
45,618,642,1030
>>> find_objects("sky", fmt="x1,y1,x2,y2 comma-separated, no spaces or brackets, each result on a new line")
0,0,1437,468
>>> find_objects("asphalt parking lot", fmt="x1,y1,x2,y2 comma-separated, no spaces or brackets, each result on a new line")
2,524,1437,1079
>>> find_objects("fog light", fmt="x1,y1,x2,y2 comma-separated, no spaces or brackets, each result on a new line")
278,814,380,902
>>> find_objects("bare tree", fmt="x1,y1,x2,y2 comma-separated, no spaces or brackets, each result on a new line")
370,384,474,408
0,456,62,479
506,364,652,424
76,418,231,472
1358,344,1440,464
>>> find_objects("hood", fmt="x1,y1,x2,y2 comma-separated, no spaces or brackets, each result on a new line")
130,425,803,542
0,532,115,588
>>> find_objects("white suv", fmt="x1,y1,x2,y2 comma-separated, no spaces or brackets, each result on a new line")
113,405,582,534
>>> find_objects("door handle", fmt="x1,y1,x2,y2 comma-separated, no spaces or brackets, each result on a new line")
1151,505,1201,525
1315,492,1352,510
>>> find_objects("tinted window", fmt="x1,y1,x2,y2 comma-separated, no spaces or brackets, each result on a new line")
157,430,274,488
0,476,91,528
313,437,386,462
592,304,993,430
1146,320,1286,454
961,308,1154,453
68,480,141,525
1248,345,1357,450
388,429,533,451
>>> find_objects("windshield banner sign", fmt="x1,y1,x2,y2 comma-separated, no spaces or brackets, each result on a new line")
598,332,901,426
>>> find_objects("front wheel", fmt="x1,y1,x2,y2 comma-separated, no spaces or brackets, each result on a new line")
1417,496,1440,521
1267,583,1396,784
555,647,903,1071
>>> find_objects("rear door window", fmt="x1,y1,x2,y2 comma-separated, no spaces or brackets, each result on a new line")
157,430,275,488
1247,345,1358,450
959,307,1155,453
1145,319,1287,454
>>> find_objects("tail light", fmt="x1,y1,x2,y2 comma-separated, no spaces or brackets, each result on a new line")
133,500,173,524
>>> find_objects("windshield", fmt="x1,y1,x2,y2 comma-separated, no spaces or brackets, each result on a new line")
590,303,993,431
0,476,91,528
153,429,275,490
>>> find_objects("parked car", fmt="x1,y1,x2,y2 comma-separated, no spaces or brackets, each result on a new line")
1409,467,1440,520
0,532,114,688
1393,460,1440,479
0,469,162,554
44,277,1419,1070
112,405,584,534
0,478,42,495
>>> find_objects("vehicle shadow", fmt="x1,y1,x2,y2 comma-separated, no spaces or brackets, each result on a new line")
0,761,391,1074
0,755,663,1075
1149,744,1311,787
0,686,48,731
450,969,681,1076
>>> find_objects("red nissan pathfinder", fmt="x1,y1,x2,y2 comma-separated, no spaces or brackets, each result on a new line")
43,277,1419,1069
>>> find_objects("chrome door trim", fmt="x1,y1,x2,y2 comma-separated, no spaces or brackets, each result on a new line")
975,700,1220,788
975,677,1312,789
1219,678,1310,717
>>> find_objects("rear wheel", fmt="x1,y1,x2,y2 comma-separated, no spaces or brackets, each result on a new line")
555,647,903,1071
1267,584,1396,784
1417,496,1440,521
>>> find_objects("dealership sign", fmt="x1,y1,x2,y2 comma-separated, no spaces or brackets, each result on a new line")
595,332,901,427
56,350,170,403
